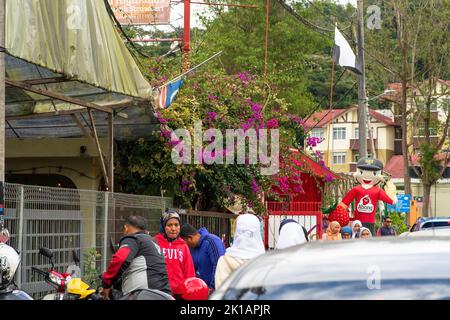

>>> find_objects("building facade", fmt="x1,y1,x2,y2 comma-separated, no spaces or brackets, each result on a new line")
305,105,399,173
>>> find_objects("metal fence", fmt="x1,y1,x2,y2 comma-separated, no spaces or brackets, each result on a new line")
2,183,238,298
2,183,173,298
264,201,323,249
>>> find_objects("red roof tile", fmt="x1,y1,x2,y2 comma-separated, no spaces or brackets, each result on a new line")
304,106,398,129
368,109,399,126
384,155,405,179
385,153,450,179
304,109,348,129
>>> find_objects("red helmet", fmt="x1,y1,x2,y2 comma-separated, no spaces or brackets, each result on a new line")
178,277,209,300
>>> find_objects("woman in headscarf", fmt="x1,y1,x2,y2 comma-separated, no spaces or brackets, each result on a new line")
341,226,353,239
358,227,372,239
276,219,308,250
350,220,362,239
323,221,342,241
214,213,265,289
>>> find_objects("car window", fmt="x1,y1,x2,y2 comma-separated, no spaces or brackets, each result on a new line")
222,279,450,300
421,221,450,229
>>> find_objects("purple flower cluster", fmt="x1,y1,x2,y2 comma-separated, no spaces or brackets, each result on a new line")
206,111,218,122
326,173,334,182
250,179,261,193
180,180,193,193
279,177,290,193
306,137,324,148
208,95,218,100
236,71,252,84
267,118,279,129
289,114,305,126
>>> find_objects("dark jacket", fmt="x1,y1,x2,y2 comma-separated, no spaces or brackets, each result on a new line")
102,231,172,295
190,227,225,289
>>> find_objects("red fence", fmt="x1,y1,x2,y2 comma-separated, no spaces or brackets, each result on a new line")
264,201,323,249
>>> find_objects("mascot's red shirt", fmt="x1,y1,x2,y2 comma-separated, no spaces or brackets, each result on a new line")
341,185,394,223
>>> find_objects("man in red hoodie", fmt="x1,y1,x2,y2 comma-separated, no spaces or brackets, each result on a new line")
155,209,195,297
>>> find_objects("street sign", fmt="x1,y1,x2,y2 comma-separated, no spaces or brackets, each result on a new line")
109,0,171,25
387,194,411,213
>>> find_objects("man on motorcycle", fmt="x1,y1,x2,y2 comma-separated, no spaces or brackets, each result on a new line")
100,215,172,299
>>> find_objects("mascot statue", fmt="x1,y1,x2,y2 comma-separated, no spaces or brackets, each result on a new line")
328,157,397,235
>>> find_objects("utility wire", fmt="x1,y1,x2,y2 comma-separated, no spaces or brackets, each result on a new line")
304,81,358,136
303,69,347,124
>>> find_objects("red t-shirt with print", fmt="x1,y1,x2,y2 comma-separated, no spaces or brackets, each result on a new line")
341,185,394,223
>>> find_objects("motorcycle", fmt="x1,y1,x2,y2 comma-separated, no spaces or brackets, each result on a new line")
0,231,33,300
32,247,100,300
34,245,174,300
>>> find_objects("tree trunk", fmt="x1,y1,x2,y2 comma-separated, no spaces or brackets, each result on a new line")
422,182,432,217
401,78,412,196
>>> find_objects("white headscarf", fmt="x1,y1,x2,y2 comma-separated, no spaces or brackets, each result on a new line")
226,213,265,260
276,221,307,249
358,227,372,238
350,220,362,238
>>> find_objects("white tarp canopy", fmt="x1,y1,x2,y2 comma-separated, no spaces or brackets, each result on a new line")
6,0,153,100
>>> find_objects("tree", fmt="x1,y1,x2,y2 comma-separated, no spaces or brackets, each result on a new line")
193,0,360,114
364,0,449,206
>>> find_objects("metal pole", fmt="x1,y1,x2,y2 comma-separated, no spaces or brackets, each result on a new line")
102,192,109,272
182,0,191,71
366,105,377,158
17,185,24,287
0,0,4,183
108,114,114,193
357,0,368,159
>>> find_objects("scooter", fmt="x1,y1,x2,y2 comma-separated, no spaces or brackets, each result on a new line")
0,230,33,300
32,247,101,300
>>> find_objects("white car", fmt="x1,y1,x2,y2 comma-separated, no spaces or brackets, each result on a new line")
399,228,450,237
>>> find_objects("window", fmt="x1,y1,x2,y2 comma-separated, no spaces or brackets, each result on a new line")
430,101,438,112
333,152,346,164
417,127,438,137
311,128,324,139
333,127,346,140
354,127,374,139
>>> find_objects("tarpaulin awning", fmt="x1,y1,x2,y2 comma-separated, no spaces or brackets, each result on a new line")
6,0,152,99
4,0,159,139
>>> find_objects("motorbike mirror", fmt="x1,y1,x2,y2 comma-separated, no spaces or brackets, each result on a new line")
39,247,54,259
72,249,80,265
0,228,10,244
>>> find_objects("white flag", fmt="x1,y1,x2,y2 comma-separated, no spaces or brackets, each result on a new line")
333,27,362,74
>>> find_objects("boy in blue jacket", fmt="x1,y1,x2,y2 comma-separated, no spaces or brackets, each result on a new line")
180,224,225,290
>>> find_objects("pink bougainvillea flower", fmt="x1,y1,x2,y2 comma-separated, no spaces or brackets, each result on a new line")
267,118,279,129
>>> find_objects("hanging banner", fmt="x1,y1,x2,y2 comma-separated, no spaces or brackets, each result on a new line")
108,0,171,25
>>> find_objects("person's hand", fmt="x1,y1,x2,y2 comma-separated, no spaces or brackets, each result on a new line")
384,180,397,203
100,287,111,300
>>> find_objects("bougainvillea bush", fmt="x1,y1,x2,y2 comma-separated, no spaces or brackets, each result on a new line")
116,69,320,213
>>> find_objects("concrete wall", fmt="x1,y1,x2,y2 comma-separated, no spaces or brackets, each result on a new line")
6,138,107,190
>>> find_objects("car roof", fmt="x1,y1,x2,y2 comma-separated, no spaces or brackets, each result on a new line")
418,217,450,223
403,228,450,237
225,237,450,290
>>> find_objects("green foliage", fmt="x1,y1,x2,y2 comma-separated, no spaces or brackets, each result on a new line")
193,0,359,114
419,143,442,185
83,248,101,289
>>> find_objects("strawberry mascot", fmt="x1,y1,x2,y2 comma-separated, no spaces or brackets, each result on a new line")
328,157,397,235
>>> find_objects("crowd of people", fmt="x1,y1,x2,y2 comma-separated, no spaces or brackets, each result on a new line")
322,216,397,241
99,209,397,300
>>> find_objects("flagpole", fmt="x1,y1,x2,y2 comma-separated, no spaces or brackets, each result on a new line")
159,51,223,89
326,59,335,168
